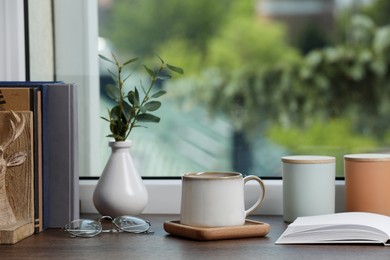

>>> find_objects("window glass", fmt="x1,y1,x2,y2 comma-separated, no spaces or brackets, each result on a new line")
95,0,390,178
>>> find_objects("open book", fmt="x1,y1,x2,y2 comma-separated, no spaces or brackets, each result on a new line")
276,212,390,245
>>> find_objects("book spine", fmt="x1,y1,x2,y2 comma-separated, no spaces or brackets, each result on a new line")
32,89,43,233
44,83,79,228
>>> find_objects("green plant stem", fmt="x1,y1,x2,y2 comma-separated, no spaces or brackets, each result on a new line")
125,65,164,139
115,60,124,115
112,56,129,142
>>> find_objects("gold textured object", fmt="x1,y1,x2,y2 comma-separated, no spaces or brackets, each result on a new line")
0,111,34,244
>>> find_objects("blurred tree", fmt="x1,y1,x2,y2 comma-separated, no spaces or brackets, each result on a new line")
169,14,390,172
296,23,329,54
163,1,300,174
166,12,299,133
101,0,234,57
362,0,390,26
100,0,390,175
332,0,390,48
293,15,390,139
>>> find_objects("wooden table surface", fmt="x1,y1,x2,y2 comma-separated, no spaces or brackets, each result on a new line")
1,215,390,260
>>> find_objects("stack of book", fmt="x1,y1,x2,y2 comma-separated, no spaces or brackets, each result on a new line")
0,82,79,244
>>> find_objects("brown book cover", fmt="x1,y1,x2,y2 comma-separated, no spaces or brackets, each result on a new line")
0,88,43,233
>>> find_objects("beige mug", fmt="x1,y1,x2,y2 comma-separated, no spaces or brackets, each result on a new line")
345,154,390,216
180,172,265,227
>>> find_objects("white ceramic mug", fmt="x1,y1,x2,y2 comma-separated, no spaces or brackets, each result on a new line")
180,172,265,227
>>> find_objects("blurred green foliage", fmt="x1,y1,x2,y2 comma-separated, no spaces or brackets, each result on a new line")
168,14,390,155
100,0,390,172
266,118,379,176
362,0,390,26
102,0,234,57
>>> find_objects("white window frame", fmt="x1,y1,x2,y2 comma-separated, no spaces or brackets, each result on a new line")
0,0,26,80
6,0,347,216
80,179,346,215
52,0,101,182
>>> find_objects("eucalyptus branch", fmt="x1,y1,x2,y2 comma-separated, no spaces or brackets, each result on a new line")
126,64,164,139
99,52,183,141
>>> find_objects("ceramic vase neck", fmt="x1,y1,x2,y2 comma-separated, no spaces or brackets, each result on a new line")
109,141,132,152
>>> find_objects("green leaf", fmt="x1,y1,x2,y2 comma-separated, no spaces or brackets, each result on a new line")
111,52,119,64
128,89,140,106
128,91,135,105
133,124,146,128
157,74,172,80
122,102,133,121
107,69,119,84
155,53,165,64
99,54,115,65
166,64,184,74
151,90,167,98
140,105,147,113
143,65,156,77
123,57,139,66
137,113,160,123
123,72,133,83
105,84,120,101
100,116,111,122
135,87,140,104
110,105,122,120
143,101,161,111
140,81,147,95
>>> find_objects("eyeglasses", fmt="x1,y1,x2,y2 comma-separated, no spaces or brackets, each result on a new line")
64,215,153,238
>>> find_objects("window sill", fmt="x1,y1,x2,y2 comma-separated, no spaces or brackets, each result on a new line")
79,179,346,215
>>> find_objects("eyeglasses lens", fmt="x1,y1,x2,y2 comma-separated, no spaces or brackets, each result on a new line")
113,216,150,233
65,219,102,237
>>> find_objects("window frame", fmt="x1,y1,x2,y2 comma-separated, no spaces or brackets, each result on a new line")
80,178,346,214
52,0,101,181
0,0,26,80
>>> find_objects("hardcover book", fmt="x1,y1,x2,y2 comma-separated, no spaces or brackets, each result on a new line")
276,212,390,245
42,83,79,228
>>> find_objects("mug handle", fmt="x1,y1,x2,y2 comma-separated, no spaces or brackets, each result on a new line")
243,175,266,217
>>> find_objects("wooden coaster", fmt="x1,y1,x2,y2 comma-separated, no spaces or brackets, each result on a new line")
164,219,270,241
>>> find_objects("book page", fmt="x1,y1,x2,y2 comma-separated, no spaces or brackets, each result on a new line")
290,212,390,236
276,212,390,244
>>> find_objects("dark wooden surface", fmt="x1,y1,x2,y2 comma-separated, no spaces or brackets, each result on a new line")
1,215,390,260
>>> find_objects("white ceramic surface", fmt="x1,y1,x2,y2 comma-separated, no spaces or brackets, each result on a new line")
180,172,265,227
282,155,336,223
93,141,148,217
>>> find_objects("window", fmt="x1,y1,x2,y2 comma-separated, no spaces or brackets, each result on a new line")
96,0,389,179
19,0,388,214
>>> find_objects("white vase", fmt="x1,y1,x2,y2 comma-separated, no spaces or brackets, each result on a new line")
93,140,148,217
